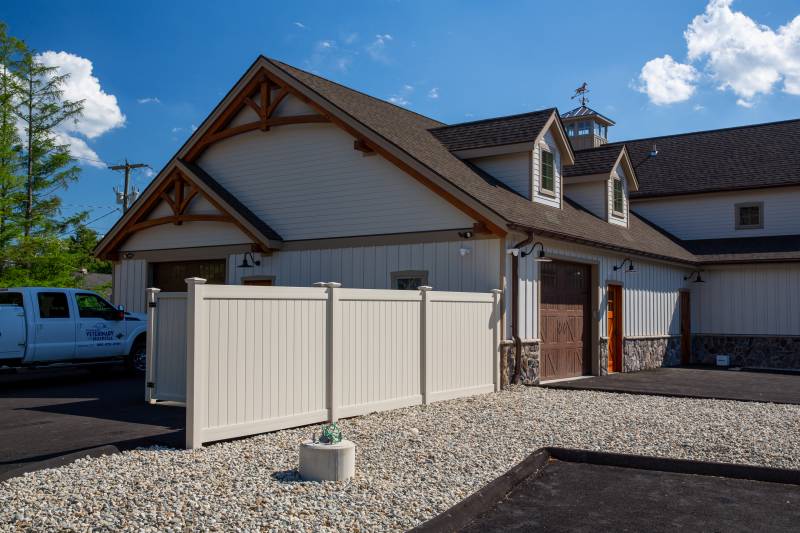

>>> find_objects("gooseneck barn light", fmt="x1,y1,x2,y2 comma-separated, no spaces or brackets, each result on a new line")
684,271,706,283
613,258,637,273
237,251,261,268
520,241,552,263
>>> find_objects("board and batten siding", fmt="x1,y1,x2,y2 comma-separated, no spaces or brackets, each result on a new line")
470,152,530,197
508,235,690,340
197,119,475,240
113,259,148,313
631,186,800,240
692,264,800,336
228,237,502,292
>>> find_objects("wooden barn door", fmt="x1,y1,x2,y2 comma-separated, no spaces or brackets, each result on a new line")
607,284,623,373
540,261,591,380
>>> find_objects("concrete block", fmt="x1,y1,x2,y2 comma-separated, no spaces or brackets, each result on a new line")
299,439,355,482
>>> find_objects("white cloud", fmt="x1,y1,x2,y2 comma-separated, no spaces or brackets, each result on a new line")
636,55,699,105
736,98,754,108
137,97,160,104
693,103,706,111
344,32,358,45
293,21,305,29
388,95,410,106
637,0,800,106
367,34,393,62
171,126,184,133
319,40,334,49
428,87,439,99
35,51,125,166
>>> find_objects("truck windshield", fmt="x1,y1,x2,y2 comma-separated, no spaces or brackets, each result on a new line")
0,292,23,307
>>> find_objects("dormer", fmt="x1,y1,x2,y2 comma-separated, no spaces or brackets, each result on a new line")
563,145,638,227
430,109,574,208
561,105,615,150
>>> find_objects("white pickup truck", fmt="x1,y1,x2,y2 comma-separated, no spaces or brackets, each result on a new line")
0,287,148,372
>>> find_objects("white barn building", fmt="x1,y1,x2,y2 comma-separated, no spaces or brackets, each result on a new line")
96,56,800,383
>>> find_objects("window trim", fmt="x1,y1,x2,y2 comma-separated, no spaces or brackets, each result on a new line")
37,291,71,319
539,148,556,196
735,201,764,230
611,176,625,217
74,292,118,319
391,270,429,290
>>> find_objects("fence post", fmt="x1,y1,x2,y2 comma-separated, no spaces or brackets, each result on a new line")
419,286,433,404
325,282,342,422
145,287,161,404
491,289,503,392
185,277,207,449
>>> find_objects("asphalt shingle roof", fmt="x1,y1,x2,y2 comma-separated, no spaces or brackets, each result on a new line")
428,110,555,152
684,235,800,264
269,58,697,264
610,119,800,198
564,145,624,177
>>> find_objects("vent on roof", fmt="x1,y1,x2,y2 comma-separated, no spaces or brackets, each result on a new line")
649,143,658,157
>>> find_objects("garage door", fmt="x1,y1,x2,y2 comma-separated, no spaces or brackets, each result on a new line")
151,260,226,292
540,260,591,380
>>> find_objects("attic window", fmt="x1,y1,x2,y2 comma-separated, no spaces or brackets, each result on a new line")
735,202,763,230
540,150,555,194
612,177,624,215
577,122,590,136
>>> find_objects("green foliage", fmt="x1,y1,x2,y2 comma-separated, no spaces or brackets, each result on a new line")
0,22,107,289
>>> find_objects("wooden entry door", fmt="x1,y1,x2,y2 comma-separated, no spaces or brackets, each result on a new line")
680,291,691,365
607,284,623,373
540,261,591,380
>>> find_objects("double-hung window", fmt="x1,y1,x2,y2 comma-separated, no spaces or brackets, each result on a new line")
735,202,763,229
540,150,555,194
612,177,624,215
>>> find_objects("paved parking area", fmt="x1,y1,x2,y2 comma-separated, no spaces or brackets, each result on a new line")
543,367,800,405
0,366,184,480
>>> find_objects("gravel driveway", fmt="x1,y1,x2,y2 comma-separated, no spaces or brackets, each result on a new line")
2,386,799,531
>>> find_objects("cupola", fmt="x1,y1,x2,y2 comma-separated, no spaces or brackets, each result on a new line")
560,83,615,150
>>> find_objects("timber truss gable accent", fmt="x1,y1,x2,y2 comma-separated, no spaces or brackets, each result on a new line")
185,70,330,161
98,163,280,259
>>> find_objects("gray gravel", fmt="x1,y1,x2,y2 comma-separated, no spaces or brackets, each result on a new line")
1,386,799,532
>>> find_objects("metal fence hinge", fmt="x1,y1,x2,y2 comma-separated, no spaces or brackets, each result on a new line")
146,382,155,388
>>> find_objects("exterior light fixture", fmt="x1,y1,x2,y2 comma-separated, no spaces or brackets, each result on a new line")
684,271,705,283
237,251,261,268
459,246,471,257
613,258,637,273
521,242,552,263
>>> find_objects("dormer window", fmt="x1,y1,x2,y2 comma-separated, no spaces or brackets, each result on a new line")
735,202,763,230
541,149,555,194
577,122,590,136
612,177,624,214
566,124,575,137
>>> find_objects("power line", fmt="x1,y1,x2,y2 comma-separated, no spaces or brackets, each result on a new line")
59,207,121,236
108,159,149,213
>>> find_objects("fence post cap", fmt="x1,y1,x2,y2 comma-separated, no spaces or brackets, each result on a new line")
185,277,207,285
146,287,162,294
312,282,327,287
491,289,503,294
418,286,433,292
324,282,342,288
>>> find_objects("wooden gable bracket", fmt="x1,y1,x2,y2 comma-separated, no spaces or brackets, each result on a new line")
353,138,375,155
102,168,269,257
185,69,330,161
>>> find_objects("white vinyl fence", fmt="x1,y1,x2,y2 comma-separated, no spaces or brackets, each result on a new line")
147,279,502,448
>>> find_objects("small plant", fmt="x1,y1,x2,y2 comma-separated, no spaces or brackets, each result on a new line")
317,422,343,444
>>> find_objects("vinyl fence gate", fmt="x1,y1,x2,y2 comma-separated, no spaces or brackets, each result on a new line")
146,279,503,448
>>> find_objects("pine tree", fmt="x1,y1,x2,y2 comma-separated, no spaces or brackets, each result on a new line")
15,50,84,239
0,23,25,264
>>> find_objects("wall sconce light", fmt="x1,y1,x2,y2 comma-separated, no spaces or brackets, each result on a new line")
613,258,637,273
520,241,552,263
459,246,471,257
684,271,705,283
237,251,261,268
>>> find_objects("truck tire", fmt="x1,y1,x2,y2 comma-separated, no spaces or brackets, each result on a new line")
126,338,147,375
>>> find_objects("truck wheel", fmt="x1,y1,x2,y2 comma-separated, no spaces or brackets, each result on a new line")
127,339,147,374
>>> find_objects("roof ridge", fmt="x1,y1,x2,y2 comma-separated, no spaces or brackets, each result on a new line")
611,116,800,145
429,108,557,131
263,56,445,127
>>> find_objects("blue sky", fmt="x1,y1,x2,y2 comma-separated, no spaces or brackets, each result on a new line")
1,0,799,235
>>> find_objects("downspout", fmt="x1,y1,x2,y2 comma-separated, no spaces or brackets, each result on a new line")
511,231,534,384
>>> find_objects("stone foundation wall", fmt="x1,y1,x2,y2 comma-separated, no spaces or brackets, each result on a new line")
623,337,682,372
500,340,541,386
692,335,800,370
599,338,609,376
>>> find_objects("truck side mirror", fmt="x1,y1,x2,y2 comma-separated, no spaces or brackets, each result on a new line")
117,304,125,311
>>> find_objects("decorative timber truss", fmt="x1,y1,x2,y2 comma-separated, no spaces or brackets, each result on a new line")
185,70,330,161
101,167,270,258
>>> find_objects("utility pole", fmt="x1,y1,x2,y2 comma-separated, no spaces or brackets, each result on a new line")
109,159,149,212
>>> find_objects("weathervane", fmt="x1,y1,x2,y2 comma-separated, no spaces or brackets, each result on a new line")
571,82,590,106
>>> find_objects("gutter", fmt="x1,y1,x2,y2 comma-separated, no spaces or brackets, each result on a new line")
510,231,534,385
